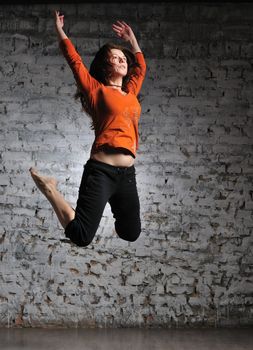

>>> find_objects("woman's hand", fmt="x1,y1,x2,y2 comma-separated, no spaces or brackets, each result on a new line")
54,10,64,29
112,20,141,53
112,20,136,43
54,10,68,41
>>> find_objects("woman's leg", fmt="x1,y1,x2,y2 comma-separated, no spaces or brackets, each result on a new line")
64,161,115,246
29,167,75,229
109,167,141,242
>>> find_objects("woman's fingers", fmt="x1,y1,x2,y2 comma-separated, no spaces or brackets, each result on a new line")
114,20,132,33
54,10,64,29
112,23,123,30
115,20,127,28
116,20,126,25
54,10,64,18
112,26,123,36
112,20,133,40
122,21,130,29
116,20,131,30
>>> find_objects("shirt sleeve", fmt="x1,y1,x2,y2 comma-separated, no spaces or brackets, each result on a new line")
125,52,147,96
59,38,101,94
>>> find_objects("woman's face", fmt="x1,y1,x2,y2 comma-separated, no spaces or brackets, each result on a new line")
108,49,128,77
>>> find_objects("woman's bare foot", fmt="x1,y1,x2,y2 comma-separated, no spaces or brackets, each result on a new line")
29,167,57,198
29,167,75,229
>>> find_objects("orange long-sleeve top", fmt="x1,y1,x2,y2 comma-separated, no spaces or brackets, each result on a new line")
59,38,146,158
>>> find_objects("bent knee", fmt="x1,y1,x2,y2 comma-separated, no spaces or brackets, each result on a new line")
127,234,140,242
67,232,93,247
73,238,93,247
65,219,94,247
116,226,141,242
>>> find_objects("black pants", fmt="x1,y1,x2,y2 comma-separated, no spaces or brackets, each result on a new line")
65,158,141,247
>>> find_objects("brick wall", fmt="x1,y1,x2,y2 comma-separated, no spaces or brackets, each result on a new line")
0,2,253,327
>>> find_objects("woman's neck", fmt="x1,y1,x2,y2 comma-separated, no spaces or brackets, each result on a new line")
107,84,122,87
107,78,123,88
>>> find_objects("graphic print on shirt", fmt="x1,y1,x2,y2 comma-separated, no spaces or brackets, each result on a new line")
122,105,141,128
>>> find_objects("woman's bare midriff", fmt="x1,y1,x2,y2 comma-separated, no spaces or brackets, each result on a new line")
91,150,135,167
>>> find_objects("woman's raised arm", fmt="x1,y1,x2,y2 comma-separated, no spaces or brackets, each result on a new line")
54,10,68,42
112,20,146,95
54,10,101,96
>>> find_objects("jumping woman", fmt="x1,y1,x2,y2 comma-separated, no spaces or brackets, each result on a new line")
30,10,146,247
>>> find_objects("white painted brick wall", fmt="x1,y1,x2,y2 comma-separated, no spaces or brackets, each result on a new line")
0,2,253,328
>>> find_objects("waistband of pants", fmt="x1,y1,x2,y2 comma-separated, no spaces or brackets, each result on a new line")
86,158,135,175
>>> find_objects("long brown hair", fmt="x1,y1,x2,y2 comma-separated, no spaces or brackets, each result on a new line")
74,42,142,130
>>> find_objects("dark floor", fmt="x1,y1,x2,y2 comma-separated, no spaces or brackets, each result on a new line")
0,328,252,350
